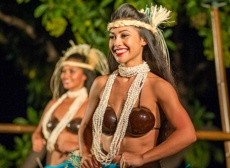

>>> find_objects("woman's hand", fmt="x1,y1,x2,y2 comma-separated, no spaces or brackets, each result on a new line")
113,154,122,165
80,153,101,168
32,133,46,152
120,152,144,168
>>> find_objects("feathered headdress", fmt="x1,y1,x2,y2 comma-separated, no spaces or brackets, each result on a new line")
50,40,109,98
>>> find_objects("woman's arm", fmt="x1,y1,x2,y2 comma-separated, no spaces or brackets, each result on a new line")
121,78,196,167
32,99,56,152
142,79,197,163
78,76,107,167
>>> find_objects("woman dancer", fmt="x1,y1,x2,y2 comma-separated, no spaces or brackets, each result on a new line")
32,40,108,168
73,3,196,168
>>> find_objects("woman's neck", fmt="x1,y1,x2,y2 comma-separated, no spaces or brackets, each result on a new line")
118,61,150,78
66,87,87,98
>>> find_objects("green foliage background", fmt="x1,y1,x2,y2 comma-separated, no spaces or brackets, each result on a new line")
17,0,230,67
0,0,230,167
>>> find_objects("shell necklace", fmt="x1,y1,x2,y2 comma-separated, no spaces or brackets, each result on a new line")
42,87,88,151
92,61,150,165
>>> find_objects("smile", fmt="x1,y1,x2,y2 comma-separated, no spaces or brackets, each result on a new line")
115,49,128,56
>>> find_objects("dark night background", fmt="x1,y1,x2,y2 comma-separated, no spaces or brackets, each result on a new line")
0,0,230,167
1,21,229,167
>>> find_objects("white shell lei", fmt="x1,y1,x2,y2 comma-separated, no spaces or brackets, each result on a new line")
42,87,88,152
91,62,150,165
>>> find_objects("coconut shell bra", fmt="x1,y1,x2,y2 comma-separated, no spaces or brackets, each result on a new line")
47,117,82,134
102,92,159,137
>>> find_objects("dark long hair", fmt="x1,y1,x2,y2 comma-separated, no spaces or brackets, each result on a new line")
108,3,176,88
108,3,177,143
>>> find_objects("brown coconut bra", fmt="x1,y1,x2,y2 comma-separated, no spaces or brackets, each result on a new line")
47,117,82,134
102,92,160,137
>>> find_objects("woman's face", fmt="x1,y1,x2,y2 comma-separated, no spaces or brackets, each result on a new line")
60,59,87,91
109,26,146,67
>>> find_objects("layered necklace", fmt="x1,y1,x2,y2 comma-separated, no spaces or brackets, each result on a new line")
42,87,88,152
92,61,150,165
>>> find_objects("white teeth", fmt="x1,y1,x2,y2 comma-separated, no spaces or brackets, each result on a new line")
116,49,127,54
63,80,71,83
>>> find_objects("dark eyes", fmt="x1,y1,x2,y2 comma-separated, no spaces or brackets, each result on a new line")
121,34,128,38
109,35,115,39
61,68,77,74
70,69,76,73
109,34,129,39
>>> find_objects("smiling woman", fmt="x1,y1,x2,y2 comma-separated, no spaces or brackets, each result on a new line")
59,57,89,93
31,40,108,168
70,3,196,168
109,26,146,65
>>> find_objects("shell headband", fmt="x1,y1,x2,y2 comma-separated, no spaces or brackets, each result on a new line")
107,5,171,34
107,5,172,68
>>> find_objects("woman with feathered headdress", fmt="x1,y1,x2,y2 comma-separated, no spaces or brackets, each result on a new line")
32,40,108,168
71,3,196,168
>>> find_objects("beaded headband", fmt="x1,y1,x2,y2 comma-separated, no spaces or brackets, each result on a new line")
50,40,109,98
107,5,172,68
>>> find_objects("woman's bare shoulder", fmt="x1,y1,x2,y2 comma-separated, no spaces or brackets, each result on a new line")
147,73,169,85
89,75,110,97
92,75,110,88
43,98,58,111
147,73,176,94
